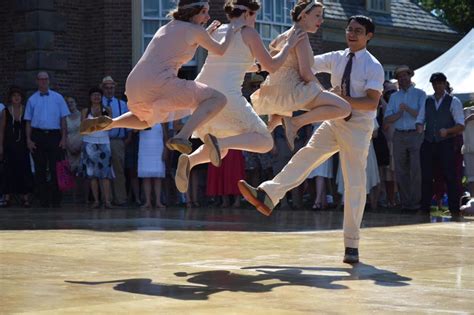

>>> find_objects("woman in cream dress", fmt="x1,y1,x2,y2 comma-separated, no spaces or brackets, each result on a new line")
174,0,305,193
251,0,351,151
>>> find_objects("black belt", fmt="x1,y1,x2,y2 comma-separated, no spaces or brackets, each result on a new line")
395,129,416,133
32,128,60,134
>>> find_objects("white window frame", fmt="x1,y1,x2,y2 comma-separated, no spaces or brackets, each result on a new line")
256,0,294,48
384,65,397,80
140,0,197,66
366,0,391,13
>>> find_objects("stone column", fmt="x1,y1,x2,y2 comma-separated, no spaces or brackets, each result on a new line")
14,0,66,92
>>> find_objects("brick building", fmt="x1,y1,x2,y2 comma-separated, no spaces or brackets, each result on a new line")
0,0,461,105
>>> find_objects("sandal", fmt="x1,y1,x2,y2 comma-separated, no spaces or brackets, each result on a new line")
175,154,191,193
166,137,192,154
91,201,100,209
204,134,221,167
104,202,114,209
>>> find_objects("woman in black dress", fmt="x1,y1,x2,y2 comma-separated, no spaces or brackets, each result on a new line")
1,86,33,207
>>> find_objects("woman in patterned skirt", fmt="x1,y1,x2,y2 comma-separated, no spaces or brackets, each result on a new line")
81,87,115,208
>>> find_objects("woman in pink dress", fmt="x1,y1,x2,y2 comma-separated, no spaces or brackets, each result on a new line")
80,0,243,166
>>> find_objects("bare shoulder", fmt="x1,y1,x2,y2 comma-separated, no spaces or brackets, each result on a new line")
241,26,259,39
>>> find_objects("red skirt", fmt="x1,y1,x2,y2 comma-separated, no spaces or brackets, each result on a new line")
206,149,245,196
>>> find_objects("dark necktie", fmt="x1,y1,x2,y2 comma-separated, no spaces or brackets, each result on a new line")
40,92,49,97
341,52,354,121
107,98,112,107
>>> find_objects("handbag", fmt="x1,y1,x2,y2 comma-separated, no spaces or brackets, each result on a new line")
56,155,76,192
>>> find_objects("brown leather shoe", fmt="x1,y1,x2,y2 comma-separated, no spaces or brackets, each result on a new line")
238,180,274,216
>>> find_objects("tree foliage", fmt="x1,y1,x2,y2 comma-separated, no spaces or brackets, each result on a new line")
418,0,474,33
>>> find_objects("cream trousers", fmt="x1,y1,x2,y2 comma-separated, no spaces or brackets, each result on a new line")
260,116,374,248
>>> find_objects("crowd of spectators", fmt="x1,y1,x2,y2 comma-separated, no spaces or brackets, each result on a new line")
0,69,472,220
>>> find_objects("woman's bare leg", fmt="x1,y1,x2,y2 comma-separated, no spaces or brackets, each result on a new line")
141,178,152,208
153,178,165,207
90,179,99,206
290,91,351,131
101,179,112,207
188,132,272,168
174,92,226,140
104,112,150,130
267,114,283,132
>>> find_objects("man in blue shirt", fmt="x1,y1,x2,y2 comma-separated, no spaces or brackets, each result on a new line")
101,76,130,206
25,71,70,207
384,65,426,211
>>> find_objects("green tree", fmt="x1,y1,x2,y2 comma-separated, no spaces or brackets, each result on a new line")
417,0,474,33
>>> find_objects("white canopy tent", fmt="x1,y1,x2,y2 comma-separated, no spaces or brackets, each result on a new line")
412,28,474,102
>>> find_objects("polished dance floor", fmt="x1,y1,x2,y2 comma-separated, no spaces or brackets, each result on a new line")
1,206,473,314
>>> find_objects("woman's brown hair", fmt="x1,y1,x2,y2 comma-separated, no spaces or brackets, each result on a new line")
291,0,324,22
224,0,260,18
168,0,209,21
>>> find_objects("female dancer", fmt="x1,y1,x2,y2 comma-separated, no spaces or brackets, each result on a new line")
80,0,244,166
175,0,305,193
251,0,351,150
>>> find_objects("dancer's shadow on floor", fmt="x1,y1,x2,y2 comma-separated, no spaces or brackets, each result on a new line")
65,262,411,301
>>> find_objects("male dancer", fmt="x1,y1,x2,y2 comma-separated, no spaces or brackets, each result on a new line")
239,15,384,264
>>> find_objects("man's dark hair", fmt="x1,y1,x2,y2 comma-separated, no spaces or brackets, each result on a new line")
347,15,375,34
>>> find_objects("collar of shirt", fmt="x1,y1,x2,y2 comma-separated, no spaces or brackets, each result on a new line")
103,96,115,104
431,91,448,107
345,48,367,60
38,89,50,96
399,85,415,94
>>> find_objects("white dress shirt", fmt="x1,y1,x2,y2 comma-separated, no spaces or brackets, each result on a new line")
385,85,426,131
312,48,385,120
415,92,465,126
24,90,70,130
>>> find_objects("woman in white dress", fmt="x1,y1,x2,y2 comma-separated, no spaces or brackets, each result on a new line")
138,123,166,208
175,0,305,192
250,0,351,150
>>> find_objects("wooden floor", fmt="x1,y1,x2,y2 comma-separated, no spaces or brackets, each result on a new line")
0,207,473,314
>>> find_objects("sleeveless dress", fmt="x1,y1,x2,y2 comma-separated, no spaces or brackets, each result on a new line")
3,108,34,194
193,25,269,139
125,20,214,126
251,34,323,116
138,124,165,178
